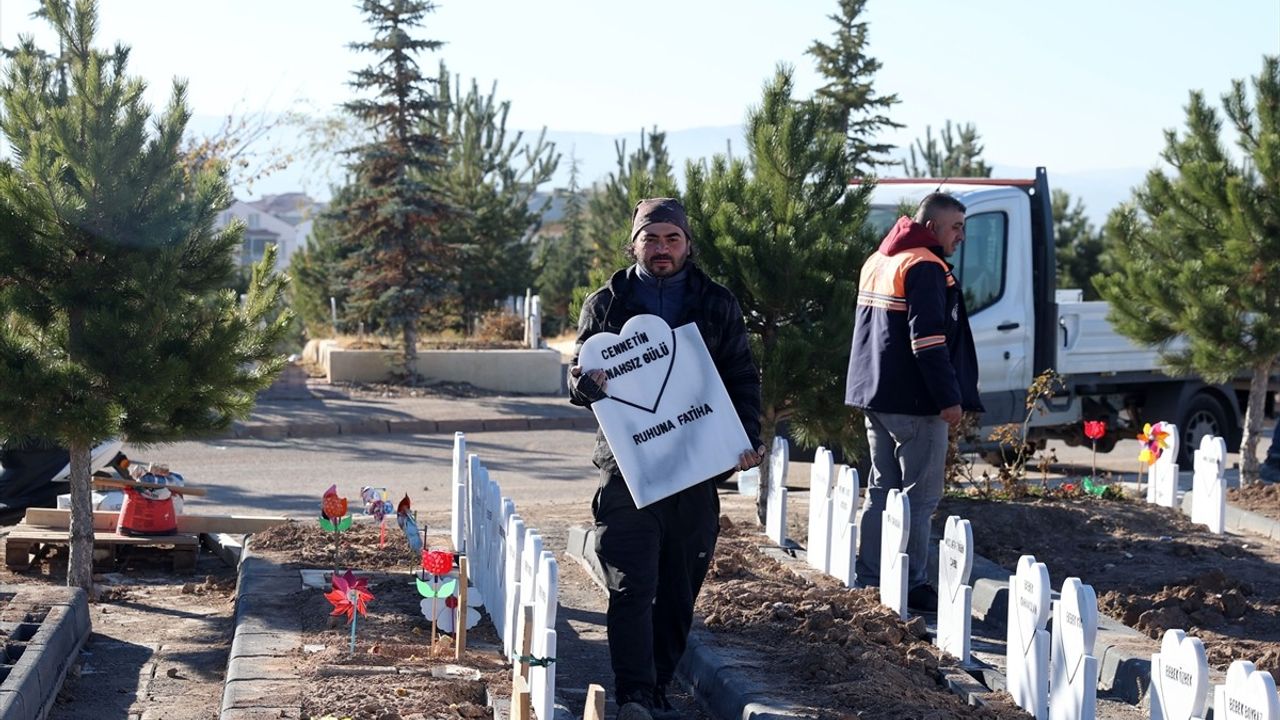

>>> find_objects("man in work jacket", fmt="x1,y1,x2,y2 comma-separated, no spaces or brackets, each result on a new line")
569,197,764,720
844,191,983,613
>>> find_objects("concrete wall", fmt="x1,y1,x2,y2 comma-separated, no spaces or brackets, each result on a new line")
321,347,563,394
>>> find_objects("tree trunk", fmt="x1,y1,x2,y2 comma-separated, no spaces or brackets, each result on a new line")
66,439,95,593
403,323,419,380
754,412,779,525
1240,359,1274,485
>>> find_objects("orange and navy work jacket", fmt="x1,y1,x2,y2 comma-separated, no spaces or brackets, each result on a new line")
844,217,983,416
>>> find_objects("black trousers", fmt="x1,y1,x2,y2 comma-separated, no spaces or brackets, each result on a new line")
593,468,722,706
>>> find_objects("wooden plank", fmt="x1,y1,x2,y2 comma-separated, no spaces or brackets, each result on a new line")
584,684,606,720
5,540,33,569
91,477,208,495
455,556,469,660
512,605,534,720
511,675,531,720
6,525,199,547
22,508,288,534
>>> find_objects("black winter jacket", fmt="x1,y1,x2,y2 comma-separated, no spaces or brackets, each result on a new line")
570,263,762,475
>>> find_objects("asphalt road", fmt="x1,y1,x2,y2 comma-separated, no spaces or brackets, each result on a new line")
125,428,602,526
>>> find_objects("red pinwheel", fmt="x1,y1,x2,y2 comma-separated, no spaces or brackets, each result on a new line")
422,549,453,577
325,570,374,624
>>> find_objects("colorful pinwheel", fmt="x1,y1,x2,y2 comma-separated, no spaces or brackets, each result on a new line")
325,570,374,655
1137,422,1170,466
361,486,392,547
396,494,422,554
418,577,484,634
320,485,353,532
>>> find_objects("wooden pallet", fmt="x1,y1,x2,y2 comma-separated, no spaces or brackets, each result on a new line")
4,524,201,573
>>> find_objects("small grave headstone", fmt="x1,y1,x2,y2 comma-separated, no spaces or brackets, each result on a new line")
1191,434,1227,534
879,488,910,619
936,515,973,664
530,627,558,720
1150,628,1209,720
828,465,860,587
1007,554,1051,719
765,435,790,547
807,448,834,574
1049,577,1098,720
1213,659,1280,720
503,514,526,658
452,432,467,553
1149,423,1180,508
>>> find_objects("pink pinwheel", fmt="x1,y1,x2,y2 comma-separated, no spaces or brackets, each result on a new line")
324,570,373,624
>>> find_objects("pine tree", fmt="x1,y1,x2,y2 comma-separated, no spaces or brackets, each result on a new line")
903,121,992,178
434,64,559,331
0,0,288,592
535,155,590,333
807,0,902,175
332,0,452,371
1094,56,1280,483
289,184,361,338
684,65,876,522
1051,189,1105,300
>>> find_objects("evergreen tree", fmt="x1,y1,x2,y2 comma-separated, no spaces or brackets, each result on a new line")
684,66,876,522
434,64,559,331
1094,56,1280,483
289,183,361,338
0,0,288,592
903,121,992,177
535,155,590,334
570,127,678,319
807,0,902,175
1051,189,1105,300
331,0,452,371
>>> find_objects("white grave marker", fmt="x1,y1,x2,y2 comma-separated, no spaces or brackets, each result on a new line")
1214,660,1280,720
879,488,910,619
936,515,973,664
530,628,557,720
452,432,466,553
579,315,751,508
1150,629,1209,720
503,514,526,658
1149,423,1180,508
1007,555,1051,719
1049,577,1099,720
528,295,542,349
1191,435,1227,534
807,448,834,574
765,435,790,547
516,529,543,661
828,465,860,587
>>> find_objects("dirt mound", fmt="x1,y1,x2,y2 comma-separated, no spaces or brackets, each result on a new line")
251,519,426,570
697,522,1030,719
936,495,1280,683
1229,482,1280,522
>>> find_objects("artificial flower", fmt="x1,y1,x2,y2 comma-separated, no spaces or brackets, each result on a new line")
422,550,453,577
325,570,374,624
1083,420,1106,441
1137,422,1170,466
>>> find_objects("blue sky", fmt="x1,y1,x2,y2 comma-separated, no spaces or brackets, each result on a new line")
2,0,1278,217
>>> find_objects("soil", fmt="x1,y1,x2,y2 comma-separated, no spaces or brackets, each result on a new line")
1228,481,1280,523
694,517,1031,720
250,521,506,720
934,494,1280,682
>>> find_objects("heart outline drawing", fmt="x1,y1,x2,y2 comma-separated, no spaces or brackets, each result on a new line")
940,515,973,604
1058,577,1098,686
579,314,678,414
1013,555,1050,657
1158,628,1208,720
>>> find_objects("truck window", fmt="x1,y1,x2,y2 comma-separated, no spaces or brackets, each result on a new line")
954,211,1007,314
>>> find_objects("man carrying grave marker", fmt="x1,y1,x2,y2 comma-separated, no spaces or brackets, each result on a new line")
569,198,764,720
844,192,983,613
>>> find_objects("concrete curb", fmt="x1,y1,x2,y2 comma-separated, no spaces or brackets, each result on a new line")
219,538,304,720
0,586,91,720
1179,490,1280,541
222,415,598,441
565,526,816,720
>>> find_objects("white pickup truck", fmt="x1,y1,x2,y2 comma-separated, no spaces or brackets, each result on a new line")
866,168,1250,465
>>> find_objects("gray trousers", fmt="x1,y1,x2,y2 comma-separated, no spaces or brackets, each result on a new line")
855,410,948,589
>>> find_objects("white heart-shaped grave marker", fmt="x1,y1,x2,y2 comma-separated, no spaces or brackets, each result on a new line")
1221,660,1280,720
1057,577,1098,685
579,314,676,413
1158,629,1208,720
884,488,909,555
1013,555,1050,656
940,516,973,604
1155,421,1180,470
1198,434,1226,474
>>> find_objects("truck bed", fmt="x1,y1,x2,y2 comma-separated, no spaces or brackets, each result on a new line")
1056,300,1184,375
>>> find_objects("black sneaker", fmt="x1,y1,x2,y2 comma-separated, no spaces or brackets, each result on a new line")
907,583,939,613
651,685,682,720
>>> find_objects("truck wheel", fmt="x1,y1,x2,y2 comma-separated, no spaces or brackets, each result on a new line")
1179,394,1229,466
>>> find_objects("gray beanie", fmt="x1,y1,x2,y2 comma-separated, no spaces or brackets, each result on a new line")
630,198,691,242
